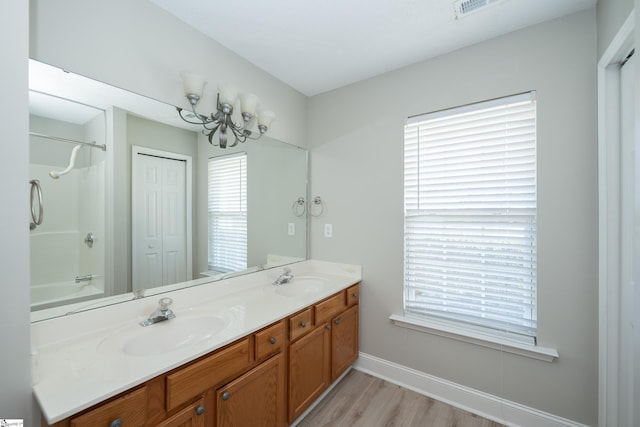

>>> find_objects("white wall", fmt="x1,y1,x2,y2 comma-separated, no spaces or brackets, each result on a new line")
308,9,598,426
0,1,33,424
29,0,308,148
597,0,634,58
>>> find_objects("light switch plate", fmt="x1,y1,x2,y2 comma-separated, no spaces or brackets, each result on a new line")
324,223,333,238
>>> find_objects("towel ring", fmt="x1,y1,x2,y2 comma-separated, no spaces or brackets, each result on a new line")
30,179,44,229
292,197,306,217
309,196,325,217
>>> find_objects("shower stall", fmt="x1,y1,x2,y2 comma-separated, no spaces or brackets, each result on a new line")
29,94,108,311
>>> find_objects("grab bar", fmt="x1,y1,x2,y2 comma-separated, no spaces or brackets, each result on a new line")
29,179,43,230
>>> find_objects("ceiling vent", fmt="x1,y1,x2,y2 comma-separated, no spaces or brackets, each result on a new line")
454,0,506,19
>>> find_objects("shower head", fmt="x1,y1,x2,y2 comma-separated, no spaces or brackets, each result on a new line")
49,144,83,180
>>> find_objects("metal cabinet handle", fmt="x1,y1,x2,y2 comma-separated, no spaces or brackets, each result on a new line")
109,419,122,427
300,321,307,328
352,293,359,299
335,318,341,325
196,405,205,416
222,391,230,401
270,337,277,344
325,325,331,331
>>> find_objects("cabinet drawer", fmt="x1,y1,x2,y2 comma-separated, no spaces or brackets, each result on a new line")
347,283,360,306
289,308,313,341
315,292,347,325
166,338,251,411
255,320,286,361
70,386,147,427
156,396,206,427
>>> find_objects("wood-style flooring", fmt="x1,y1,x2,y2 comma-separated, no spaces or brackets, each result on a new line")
297,369,504,427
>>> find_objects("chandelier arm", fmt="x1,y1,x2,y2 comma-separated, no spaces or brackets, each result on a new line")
176,107,212,125
202,118,223,131
206,124,221,145
243,131,263,141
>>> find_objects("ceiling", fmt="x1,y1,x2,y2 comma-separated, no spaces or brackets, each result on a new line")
149,0,597,96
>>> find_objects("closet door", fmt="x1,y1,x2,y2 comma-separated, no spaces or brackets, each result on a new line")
161,157,187,286
133,153,187,289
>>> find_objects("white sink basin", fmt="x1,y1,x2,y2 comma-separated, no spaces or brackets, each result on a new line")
274,276,329,297
99,312,229,357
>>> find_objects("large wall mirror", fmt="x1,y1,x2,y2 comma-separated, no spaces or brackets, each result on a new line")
29,59,308,321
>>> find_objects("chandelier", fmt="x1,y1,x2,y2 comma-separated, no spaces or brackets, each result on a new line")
177,71,276,148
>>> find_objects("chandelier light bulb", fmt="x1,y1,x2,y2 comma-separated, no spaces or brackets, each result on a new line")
240,93,260,118
258,110,276,130
218,84,238,106
180,70,207,101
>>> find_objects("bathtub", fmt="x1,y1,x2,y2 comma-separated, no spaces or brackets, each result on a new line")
31,280,105,311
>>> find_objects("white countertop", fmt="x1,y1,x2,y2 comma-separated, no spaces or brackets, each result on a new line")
31,260,361,424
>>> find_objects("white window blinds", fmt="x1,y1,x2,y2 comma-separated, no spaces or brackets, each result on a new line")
403,92,537,342
208,153,247,273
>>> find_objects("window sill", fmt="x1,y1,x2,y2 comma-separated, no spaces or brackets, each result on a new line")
389,314,559,362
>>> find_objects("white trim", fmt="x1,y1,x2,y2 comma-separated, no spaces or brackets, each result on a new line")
354,352,588,427
390,314,558,362
597,11,635,427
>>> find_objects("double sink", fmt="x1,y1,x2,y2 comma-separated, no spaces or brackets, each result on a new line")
98,275,330,357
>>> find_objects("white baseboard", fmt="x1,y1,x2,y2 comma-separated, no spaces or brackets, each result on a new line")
353,352,588,427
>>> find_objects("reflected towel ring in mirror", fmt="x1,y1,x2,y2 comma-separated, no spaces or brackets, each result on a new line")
309,196,325,217
292,197,306,217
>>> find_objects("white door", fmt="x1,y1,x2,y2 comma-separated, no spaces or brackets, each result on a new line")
133,151,188,290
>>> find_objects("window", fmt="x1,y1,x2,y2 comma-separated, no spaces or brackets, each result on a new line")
208,153,247,273
403,92,537,344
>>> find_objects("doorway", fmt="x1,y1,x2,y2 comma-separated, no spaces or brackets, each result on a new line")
597,12,638,427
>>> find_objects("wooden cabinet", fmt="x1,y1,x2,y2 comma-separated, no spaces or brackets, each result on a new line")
46,282,360,427
287,284,360,423
216,353,286,427
331,304,359,381
288,324,331,422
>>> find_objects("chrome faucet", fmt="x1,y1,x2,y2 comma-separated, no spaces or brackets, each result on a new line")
140,297,176,327
273,268,294,286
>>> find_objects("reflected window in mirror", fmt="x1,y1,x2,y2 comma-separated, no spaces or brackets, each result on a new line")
208,153,247,274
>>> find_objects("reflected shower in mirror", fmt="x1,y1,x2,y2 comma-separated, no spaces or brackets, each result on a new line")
29,59,308,320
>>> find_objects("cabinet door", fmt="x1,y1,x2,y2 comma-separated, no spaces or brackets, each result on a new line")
217,353,286,427
331,304,359,381
288,324,330,423
155,397,206,427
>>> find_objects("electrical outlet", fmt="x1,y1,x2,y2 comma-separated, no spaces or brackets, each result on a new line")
324,223,333,238
288,223,295,236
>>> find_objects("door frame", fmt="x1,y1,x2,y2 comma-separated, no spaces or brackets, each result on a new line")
131,145,193,288
597,11,635,427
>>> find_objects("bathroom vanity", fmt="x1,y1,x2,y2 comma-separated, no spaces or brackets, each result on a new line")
32,261,361,427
